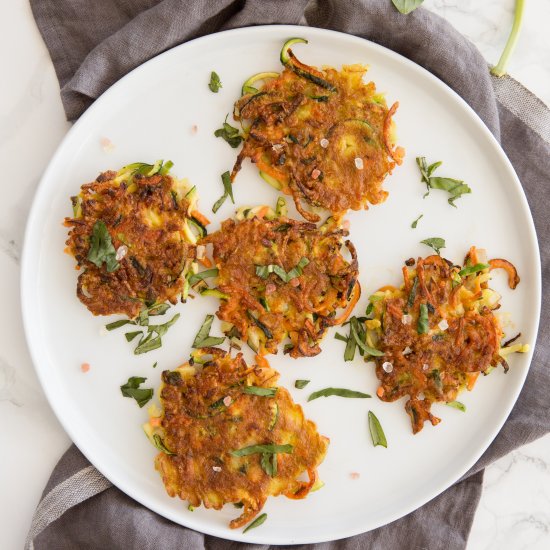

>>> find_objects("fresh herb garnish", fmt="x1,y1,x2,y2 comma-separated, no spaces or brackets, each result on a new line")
192,314,225,348
106,304,179,354
247,311,273,339
336,316,383,361
188,268,219,286
212,171,234,213
231,443,293,457
411,214,423,228
416,157,471,206
295,379,310,389
255,257,310,283
106,319,131,331
368,411,388,448
391,0,424,15
243,386,278,397
420,237,446,255
152,434,175,455
307,388,371,402
87,220,119,272
208,71,222,93
214,119,243,148
243,513,267,533
417,303,429,334
407,276,418,309
459,263,490,277
120,377,153,407
446,401,466,412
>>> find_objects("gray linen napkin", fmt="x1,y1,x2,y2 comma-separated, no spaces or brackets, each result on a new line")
27,1,550,548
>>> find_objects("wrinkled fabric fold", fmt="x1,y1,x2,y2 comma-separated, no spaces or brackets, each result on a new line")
27,0,550,548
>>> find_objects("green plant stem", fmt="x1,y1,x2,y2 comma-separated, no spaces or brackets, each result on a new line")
490,0,525,77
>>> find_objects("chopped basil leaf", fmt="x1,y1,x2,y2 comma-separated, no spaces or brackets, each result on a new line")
417,303,429,334
446,400,466,412
392,0,424,15
147,313,180,338
344,334,356,362
243,386,277,397
295,379,310,389
411,214,423,228
458,263,490,277
125,331,142,342
188,268,219,286
243,513,268,533
87,220,119,272
416,156,471,206
368,410,388,448
192,314,225,348
152,362,158,368
254,257,309,283
212,171,234,213
260,452,278,477
350,317,384,357
105,319,131,331
148,303,171,316
420,237,446,255
153,434,175,455
214,121,243,148
334,332,348,342
134,334,162,355
120,376,153,407
307,387,371,401
208,71,222,93
230,443,293,457
407,276,418,309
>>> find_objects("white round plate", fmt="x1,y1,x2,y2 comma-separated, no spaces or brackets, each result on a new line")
21,26,540,544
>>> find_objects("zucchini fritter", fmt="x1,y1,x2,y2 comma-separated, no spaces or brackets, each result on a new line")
64,161,203,318
147,349,329,528
203,212,360,358
231,39,404,221
365,247,525,433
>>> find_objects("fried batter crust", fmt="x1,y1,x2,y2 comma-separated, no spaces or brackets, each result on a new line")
232,63,403,220
204,216,359,357
154,351,329,528
370,253,509,433
65,170,195,318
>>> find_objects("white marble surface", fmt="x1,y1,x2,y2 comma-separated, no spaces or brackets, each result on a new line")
1,1,548,549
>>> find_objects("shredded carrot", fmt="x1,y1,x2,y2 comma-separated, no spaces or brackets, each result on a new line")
256,206,270,219
80,363,90,373
377,386,385,398
331,282,361,325
383,102,403,164
378,285,397,292
254,354,271,369
149,417,162,427
198,257,212,268
489,258,520,289
285,468,317,499
191,211,211,226
467,372,479,391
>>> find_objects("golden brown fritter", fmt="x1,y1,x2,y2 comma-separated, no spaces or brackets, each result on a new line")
64,162,204,318
147,349,329,528
231,45,404,221
203,213,360,358
364,247,524,433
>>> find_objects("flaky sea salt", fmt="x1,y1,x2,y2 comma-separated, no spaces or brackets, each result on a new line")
401,314,412,325
438,319,449,331
115,245,128,261
354,157,364,170
320,138,329,148
223,396,232,407
212,466,222,472
422,363,429,371
403,346,412,355
311,168,321,179
382,361,393,373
